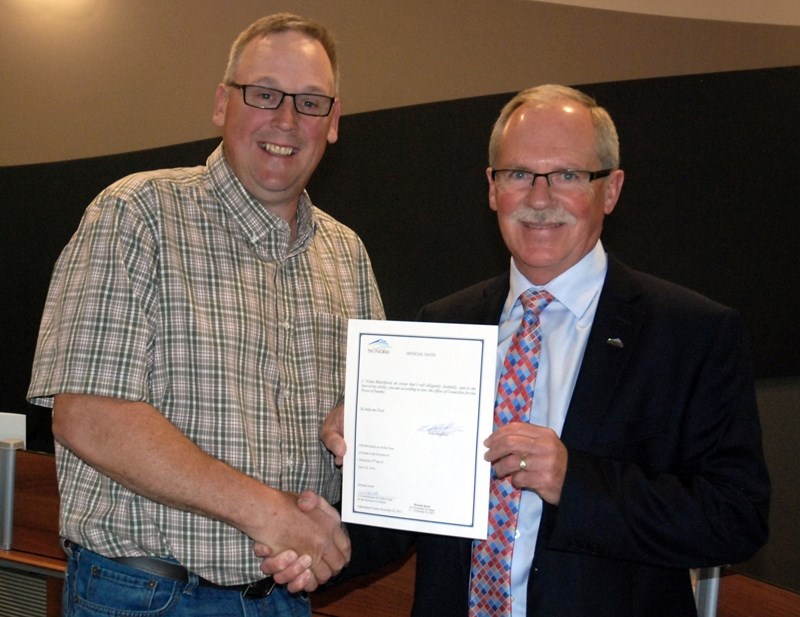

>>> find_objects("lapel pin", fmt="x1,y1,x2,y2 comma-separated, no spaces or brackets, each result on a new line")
606,337,624,348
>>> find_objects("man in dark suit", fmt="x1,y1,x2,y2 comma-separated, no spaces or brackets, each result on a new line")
260,84,770,617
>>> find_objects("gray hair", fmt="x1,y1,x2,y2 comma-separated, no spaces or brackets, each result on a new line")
488,84,620,169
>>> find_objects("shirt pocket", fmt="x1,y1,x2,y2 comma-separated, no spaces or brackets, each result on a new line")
312,311,349,404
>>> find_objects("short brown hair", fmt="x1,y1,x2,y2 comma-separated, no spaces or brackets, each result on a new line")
223,13,339,93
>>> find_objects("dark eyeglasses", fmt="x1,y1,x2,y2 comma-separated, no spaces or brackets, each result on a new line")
228,83,335,117
491,168,613,192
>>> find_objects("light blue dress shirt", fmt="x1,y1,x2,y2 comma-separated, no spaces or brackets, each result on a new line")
499,241,608,616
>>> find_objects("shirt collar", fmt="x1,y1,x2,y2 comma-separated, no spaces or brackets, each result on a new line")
208,144,317,256
508,240,608,320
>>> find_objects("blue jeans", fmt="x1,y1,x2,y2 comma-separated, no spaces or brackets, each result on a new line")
62,542,311,617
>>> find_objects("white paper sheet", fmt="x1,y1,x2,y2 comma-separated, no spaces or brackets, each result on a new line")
341,319,498,539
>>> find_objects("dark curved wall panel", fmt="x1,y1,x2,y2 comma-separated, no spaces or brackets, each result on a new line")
1,65,797,590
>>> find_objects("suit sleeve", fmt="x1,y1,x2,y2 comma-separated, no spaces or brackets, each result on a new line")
339,523,416,580
542,307,770,569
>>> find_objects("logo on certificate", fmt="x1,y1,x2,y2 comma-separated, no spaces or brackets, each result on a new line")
367,338,391,354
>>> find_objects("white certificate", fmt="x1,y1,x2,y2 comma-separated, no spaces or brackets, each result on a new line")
341,319,498,539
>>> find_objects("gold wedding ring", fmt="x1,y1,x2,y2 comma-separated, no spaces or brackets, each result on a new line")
519,454,527,471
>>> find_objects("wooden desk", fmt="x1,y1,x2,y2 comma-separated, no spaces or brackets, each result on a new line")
0,450,64,616
3,450,796,617
6,450,62,561
311,551,416,616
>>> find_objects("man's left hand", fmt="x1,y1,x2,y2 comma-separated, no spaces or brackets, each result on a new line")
484,421,568,505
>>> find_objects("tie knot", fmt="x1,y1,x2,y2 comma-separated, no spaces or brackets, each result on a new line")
520,289,554,316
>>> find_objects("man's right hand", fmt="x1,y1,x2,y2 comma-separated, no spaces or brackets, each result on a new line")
255,491,342,592
255,403,349,591
253,489,349,588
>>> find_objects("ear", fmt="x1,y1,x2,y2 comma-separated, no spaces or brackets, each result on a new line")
602,169,624,215
326,98,342,144
486,167,499,212
212,84,229,128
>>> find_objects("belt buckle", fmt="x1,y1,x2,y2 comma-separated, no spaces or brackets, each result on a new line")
242,576,276,599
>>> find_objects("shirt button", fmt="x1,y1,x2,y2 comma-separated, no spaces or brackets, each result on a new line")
281,321,291,330
515,529,521,539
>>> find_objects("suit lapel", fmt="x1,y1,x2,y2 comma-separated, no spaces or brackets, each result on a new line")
560,257,644,448
468,274,509,325
448,276,507,571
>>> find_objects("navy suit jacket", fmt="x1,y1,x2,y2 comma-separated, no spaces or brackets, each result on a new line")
346,256,770,617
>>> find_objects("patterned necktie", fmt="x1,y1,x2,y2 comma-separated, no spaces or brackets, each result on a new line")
469,288,554,617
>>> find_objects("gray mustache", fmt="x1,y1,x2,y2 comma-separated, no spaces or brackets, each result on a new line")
510,208,576,226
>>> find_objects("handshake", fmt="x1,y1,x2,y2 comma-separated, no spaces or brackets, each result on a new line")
254,490,346,593
254,404,350,593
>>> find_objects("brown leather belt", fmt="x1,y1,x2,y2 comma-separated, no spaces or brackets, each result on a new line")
114,556,276,599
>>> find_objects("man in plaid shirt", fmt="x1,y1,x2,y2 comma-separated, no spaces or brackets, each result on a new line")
28,13,383,617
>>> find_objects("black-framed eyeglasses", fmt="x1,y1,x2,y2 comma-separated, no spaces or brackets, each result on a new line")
228,83,336,117
491,168,613,192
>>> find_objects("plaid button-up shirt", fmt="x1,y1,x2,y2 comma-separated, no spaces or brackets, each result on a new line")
28,144,384,584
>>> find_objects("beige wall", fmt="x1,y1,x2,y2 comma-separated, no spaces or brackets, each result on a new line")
540,0,800,25
2,0,798,165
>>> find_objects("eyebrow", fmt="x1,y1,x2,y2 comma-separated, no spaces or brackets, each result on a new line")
245,77,332,95
497,163,587,172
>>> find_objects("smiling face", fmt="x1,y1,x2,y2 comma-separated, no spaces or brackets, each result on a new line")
212,30,340,219
488,100,624,285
